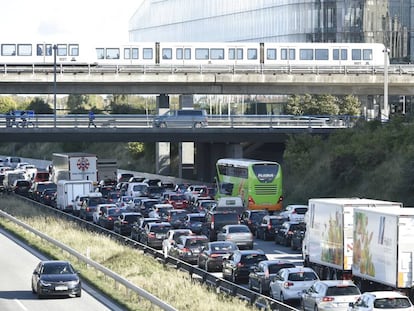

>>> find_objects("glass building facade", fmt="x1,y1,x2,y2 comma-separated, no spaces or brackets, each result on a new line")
129,0,413,62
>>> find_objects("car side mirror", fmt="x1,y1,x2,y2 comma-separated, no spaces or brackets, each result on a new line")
33,270,38,275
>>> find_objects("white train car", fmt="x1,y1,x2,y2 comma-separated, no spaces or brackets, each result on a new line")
262,42,387,66
92,42,157,66
157,42,262,66
0,41,88,65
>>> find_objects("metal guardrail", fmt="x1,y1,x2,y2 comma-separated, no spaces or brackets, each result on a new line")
0,113,355,129
2,195,299,311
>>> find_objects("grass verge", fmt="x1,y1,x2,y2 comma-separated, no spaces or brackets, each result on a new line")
0,195,255,311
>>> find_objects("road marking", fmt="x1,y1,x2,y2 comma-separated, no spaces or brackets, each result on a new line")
14,299,28,311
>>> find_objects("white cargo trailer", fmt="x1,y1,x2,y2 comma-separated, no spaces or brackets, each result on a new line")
352,206,414,297
303,198,402,280
56,179,94,215
51,153,97,184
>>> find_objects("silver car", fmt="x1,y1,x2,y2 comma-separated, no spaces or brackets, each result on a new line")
301,280,361,311
216,224,254,250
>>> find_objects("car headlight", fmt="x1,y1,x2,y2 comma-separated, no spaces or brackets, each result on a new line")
68,280,80,287
40,280,52,287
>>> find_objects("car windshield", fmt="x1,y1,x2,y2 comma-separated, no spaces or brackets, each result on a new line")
374,298,412,309
42,262,74,275
288,271,318,281
228,226,250,233
326,286,360,296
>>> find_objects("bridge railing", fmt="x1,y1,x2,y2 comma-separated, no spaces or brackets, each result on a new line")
0,113,356,129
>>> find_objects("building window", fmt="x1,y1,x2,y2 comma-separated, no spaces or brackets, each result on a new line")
106,48,120,59
96,48,104,60
57,44,67,56
363,49,373,60
69,44,79,57
247,48,258,60
18,44,32,56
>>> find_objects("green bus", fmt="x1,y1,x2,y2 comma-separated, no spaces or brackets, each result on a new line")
215,158,283,212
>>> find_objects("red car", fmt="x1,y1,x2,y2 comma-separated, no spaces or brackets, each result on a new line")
163,192,189,209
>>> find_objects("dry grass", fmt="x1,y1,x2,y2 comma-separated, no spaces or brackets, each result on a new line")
0,196,255,311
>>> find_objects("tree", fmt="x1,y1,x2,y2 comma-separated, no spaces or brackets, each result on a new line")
27,97,53,114
0,96,17,113
66,95,89,113
339,95,361,116
286,95,303,115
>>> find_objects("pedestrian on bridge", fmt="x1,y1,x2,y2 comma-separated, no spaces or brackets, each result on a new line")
88,110,97,128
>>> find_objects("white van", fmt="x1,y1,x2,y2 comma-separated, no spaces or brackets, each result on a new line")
126,182,149,197
4,156,22,169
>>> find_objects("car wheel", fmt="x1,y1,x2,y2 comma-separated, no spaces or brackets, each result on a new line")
76,290,82,298
37,285,43,299
275,236,280,244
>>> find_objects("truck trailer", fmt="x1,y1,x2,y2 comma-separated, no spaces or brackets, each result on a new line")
51,153,97,184
56,179,94,214
303,198,402,280
352,206,414,297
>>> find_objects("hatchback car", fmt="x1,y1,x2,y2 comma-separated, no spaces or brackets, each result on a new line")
248,260,295,295
302,280,361,311
113,212,142,236
183,213,206,234
240,210,269,236
31,260,81,298
197,241,239,272
269,267,319,303
279,204,308,222
168,235,209,264
216,224,254,250
139,222,172,249
274,221,304,246
222,250,268,283
348,291,414,311
256,215,288,241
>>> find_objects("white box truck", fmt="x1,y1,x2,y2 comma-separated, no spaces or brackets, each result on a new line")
56,179,94,215
352,206,414,297
303,198,402,280
51,153,97,184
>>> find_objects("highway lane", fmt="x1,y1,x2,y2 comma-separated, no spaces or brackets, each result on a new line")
0,229,122,311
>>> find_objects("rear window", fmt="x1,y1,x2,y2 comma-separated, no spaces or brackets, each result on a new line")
295,208,308,214
288,271,318,281
228,226,250,233
151,225,171,233
326,286,360,296
374,297,412,309
268,263,295,274
124,214,140,222
213,213,238,222
241,254,268,264
185,238,208,247
270,218,287,225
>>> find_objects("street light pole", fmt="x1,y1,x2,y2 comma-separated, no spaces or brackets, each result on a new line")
53,44,57,127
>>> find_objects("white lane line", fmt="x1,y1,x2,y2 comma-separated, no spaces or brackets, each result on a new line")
14,299,28,311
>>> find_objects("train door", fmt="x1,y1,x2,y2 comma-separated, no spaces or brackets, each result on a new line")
279,46,296,66
332,46,348,66
36,43,53,64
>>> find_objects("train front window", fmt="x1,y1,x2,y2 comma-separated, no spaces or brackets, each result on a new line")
247,48,258,60
363,49,373,60
162,48,172,59
315,49,328,60
69,44,79,56
106,48,120,59
195,48,209,60
210,48,224,60
96,48,104,59
267,48,276,60
143,48,153,59
18,44,32,56
352,49,362,60
2,44,16,56
57,44,67,56
300,49,313,60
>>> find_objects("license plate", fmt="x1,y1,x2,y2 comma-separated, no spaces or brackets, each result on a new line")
156,234,164,239
55,285,68,291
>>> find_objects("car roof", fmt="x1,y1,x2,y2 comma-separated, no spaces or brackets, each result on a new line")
362,291,411,299
315,280,357,287
235,249,265,255
259,259,295,265
280,267,317,273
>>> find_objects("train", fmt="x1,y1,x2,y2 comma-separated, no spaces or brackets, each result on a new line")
0,41,388,67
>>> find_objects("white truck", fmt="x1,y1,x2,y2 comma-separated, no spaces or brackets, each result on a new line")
51,153,97,184
56,179,94,215
352,206,414,297
303,198,402,280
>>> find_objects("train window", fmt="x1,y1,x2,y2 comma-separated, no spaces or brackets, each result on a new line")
132,48,138,59
2,44,16,56
124,48,130,59
333,49,348,60
96,48,105,60
176,48,183,60
210,48,224,60
228,48,235,60
37,44,44,56
106,48,120,59
363,49,373,60
45,45,53,56
247,48,258,60
57,44,67,56
315,49,328,60
300,49,313,60
124,48,138,59
162,48,172,59
352,49,362,60
18,44,32,56
69,44,79,57
281,48,295,60
267,48,277,60
143,48,153,59
195,48,209,60
176,48,191,60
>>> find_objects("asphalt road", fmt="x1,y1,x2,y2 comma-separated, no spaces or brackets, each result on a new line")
0,229,123,311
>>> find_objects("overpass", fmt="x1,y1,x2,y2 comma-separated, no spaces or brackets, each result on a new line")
0,64,413,95
0,114,349,181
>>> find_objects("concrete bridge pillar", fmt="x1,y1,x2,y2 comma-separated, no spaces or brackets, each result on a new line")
155,94,170,175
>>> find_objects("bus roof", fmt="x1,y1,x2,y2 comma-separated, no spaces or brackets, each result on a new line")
217,158,280,167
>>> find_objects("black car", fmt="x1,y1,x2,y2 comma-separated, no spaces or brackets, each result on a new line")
139,222,171,249
222,250,268,283
98,207,126,230
274,221,304,246
12,179,31,195
166,209,189,229
197,241,239,272
113,212,142,236
130,217,162,241
240,210,269,236
201,211,239,241
248,260,295,294
31,260,81,298
256,215,288,241
183,212,206,234
39,188,57,206
168,235,209,264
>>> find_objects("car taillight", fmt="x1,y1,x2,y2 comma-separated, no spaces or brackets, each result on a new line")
283,282,294,288
248,196,255,205
181,247,190,253
148,232,155,238
108,216,113,221
210,253,221,258
122,220,128,224
322,297,335,302
237,262,244,268
287,230,294,235
267,224,272,230
86,207,91,212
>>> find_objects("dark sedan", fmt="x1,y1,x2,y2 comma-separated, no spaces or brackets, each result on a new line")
197,241,239,272
222,250,268,283
31,260,81,298
98,207,126,230
113,212,142,236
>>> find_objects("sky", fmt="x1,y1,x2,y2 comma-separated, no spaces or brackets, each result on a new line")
1,1,142,43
